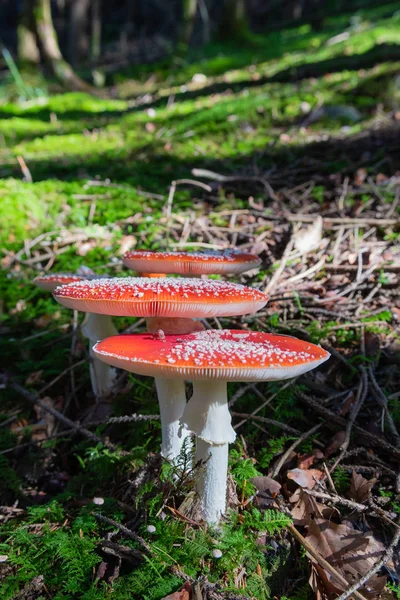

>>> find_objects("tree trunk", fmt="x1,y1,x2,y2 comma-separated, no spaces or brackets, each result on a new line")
18,0,41,69
91,0,101,60
68,0,91,65
34,0,97,93
219,0,249,40
180,0,198,46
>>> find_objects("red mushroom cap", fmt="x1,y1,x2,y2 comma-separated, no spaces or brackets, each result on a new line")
53,277,268,318
34,273,85,292
123,249,261,275
93,330,330,381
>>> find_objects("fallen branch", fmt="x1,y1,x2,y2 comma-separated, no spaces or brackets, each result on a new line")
232,412,301,435
95,514,151,553
330,366,368,473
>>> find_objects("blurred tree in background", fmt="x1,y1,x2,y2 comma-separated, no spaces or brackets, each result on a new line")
0,0,393,92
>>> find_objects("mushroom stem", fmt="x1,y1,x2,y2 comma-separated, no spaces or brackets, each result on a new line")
196,439,228,525
155,378,191,461
145,317,204,462
181,380,236,524
81,313,118,397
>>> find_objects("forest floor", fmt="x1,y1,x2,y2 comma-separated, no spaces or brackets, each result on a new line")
0,4,400,599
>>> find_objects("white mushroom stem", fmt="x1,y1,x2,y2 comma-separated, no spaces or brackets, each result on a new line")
81,313,118,398
181,380,236,524
145,317,205,463
156,378,191,460
196,440,229,525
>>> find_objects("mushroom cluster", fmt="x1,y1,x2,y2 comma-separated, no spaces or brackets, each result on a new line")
93,330,329,523
37,249,329,525
53,276,267,460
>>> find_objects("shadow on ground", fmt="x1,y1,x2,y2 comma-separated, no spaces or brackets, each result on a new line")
2,121,399,191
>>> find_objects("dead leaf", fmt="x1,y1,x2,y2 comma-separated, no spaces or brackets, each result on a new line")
1,253,15,268
294,216,323,255
355,168,368,185
161,582,192,600
325,431,346,457
250,476,281,497
10,299,27,315
25,370,44,386
34,313,60,328
339,392,355,416
33,396,57,436
364,332,380,357
306,518,387,597
287,468,324,489
119,235,136,254
251,476,281,507
289,489,335,525
349,470,377,503
77,240,97,256
375,173,388,183
298,450,324,470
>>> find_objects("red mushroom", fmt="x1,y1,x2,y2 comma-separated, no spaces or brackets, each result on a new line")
123,249,261,276
54,279,268,462
93,329,330,523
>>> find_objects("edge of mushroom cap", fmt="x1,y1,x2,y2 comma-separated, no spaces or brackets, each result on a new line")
34,274,85,292
123,249,262,275
92,330,330,382
52,277,268,318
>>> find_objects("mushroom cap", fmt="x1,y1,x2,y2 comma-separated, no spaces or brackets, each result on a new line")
123,249,261,275
53,277,268,318
34,273,85,292
93,330,330,381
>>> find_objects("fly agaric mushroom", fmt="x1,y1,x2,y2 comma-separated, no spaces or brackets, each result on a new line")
123,249,261,276
92,330,329,524
54,278,268,461
34,273,118,398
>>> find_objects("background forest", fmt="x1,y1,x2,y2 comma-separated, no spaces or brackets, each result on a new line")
0,1,399,599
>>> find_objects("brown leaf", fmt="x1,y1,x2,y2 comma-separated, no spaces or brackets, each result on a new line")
287,468,324,490
325,431,346,457
119,235,136,254
250,476,281,497
251,476,281,508
364,332,380,358
349,470,377,503
161,582,192,600
25,370,44,386
339,392,355,416
289,489,336,525
33,396,57,436
306,518,386,597
298,450,324,470
355,168,367,185
34,314,54,329
309,562,342,598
